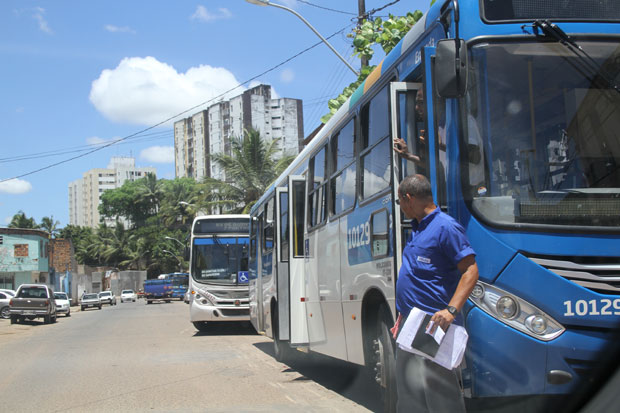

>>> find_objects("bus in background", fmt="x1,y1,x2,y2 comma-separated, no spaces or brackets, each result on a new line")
188,215,250,332
165,272,189,301
250,0,620,411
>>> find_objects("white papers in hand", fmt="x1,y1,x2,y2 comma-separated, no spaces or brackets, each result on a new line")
396,307,469,370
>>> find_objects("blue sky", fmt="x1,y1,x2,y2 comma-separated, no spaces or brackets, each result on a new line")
0,0,428,228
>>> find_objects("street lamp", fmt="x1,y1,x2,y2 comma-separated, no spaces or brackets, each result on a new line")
164,236,185,248
245,0,359,76
162,249,183,272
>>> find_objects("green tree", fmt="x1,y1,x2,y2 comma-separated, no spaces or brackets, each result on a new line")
39,216,60,238
200,128,295,213
8,210,37,229
322,11,424,123
99,178,154,228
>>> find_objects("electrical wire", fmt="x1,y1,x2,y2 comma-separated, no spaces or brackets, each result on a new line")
0,24,351,184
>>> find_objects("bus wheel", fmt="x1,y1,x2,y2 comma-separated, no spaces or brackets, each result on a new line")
373,306,397,413
272,304,296,362
193,321,208,332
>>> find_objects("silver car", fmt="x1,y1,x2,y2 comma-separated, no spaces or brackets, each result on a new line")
98,291,116,306
81,293,102,311
53,292,71,317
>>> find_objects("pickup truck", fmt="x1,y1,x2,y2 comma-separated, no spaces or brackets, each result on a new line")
144,279,173,304
10,284,57,324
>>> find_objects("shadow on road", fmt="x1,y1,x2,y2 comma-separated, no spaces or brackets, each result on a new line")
253,341,382,412
192,321,259,337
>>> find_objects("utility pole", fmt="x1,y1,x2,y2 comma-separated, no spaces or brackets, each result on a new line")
358,0,369,68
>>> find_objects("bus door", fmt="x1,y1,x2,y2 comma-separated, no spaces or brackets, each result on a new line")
274,186,290,342
390,82,424,276
288,175,308,345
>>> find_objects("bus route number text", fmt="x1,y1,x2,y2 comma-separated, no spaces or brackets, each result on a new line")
563,299,620,316
348,222,370,250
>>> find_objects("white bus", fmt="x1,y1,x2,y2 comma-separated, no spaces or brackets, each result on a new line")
188,214,250,332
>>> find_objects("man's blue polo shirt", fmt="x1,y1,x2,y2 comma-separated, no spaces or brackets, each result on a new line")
396,208,475,323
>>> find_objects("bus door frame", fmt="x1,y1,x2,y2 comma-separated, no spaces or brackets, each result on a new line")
389,81,424,279
288,175,309,345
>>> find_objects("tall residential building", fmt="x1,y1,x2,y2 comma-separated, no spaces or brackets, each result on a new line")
68,156,156,228
174,84,303,182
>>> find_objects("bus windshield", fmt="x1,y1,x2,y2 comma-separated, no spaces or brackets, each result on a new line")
192,237,249,285
465,39,620,228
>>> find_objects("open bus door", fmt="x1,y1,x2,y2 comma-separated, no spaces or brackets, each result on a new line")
390,82,424,281
287,175,308,346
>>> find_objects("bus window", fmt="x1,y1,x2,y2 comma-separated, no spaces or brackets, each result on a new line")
330,119,357,215
433,92,448,209
361,85,391,199
292,179,305,258
308,146,327,227
263,197,274,252
279,191,289,262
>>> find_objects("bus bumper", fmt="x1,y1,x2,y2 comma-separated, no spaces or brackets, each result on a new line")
463,307,613,397
190,300,250,322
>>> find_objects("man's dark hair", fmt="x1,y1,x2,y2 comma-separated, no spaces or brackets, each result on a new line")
399,174,433,200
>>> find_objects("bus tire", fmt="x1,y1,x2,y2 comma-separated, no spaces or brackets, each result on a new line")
272,304,297,363
193,321,208,332
373,306,397,413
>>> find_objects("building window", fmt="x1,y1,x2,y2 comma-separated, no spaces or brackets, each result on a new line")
14,244,28,257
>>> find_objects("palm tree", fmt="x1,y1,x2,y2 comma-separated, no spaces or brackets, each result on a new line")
39,216,60,238
8,210,37,229
136,172,162,215
201,128,295,213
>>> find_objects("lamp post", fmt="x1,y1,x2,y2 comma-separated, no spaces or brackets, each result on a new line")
162,249,183,272
164,236,185,248
245,0,359,76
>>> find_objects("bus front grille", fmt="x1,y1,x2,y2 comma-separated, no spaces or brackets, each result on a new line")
528,255,620,295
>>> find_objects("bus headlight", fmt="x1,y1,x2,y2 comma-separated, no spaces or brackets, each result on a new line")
496,296,518,319
469,281,564,341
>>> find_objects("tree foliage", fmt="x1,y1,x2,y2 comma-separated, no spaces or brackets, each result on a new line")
8,210,38,229
321,11,424,124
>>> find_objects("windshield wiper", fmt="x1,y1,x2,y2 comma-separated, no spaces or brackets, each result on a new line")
526,20,620,94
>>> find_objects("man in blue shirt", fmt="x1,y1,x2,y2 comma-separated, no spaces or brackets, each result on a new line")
394,174,479,413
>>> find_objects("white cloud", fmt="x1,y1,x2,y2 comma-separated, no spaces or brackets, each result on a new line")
33,7,52,34
86,136,107,145
0,178,33,194
190,6,232,22
89,56,243,126
280,68,294,84
105,25,136,34
140,146,174,163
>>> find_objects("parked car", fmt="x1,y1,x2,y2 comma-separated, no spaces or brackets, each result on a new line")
53,292,71,317
9,284,57,324
120,290,137,303
0,291,11,319
81,293,102,310
98,291,116,306
0,288,16,297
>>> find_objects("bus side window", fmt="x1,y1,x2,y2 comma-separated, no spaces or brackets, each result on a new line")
279,191,289,262
249,217,257,264
308,146,327,228
329,118,356,215
263,197,274,252
361,85,391,199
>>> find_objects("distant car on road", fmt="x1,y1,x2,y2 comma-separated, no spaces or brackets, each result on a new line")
98,291,116,306
9,284,57,324
0,291,11,319
121,290,137,303
53,292,71,317
81,293,102,311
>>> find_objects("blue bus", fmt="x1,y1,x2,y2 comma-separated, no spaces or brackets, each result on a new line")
165,273,189,300
249,0,620,410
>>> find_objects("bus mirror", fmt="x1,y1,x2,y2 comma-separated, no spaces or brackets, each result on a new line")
434,39,467,98
184,246,190,261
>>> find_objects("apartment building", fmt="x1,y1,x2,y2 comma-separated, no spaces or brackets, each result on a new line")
174,84,303,182
68,156,156,228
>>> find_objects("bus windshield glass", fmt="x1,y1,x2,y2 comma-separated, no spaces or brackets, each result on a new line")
192,237,249,285
464,39,620,228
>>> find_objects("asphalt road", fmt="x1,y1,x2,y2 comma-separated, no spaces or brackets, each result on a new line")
0,300,381,412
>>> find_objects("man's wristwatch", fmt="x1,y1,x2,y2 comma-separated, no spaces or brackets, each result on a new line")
446,306,458,316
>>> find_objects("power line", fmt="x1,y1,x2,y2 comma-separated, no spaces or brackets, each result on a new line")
0,25,351,184
297,0,357,16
